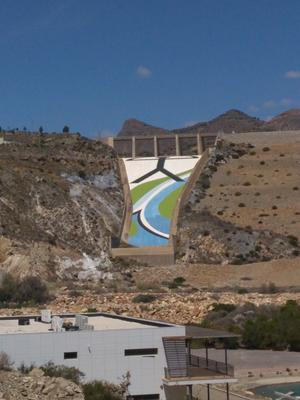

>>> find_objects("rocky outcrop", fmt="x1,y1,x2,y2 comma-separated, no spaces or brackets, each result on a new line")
0,133,124,281
0,368,84,399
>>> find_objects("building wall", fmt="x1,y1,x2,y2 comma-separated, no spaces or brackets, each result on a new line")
0,324,185,399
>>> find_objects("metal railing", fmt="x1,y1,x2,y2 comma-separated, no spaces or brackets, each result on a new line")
164,354,234,379
189,354,234,376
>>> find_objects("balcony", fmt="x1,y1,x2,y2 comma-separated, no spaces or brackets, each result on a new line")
164,354,234,383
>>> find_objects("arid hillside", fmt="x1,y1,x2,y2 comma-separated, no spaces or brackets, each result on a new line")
177,132,300,265
0,132,123,281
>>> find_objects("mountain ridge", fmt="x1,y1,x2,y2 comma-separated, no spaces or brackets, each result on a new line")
117,108,300,137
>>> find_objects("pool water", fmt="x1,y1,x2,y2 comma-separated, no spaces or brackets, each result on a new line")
254,383,300,399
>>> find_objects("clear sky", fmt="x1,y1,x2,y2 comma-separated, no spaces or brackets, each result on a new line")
0,0,300,136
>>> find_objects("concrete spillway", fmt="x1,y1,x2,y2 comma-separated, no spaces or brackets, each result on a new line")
123,156,201,247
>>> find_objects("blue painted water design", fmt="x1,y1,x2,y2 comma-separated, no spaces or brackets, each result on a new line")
128,177,188,247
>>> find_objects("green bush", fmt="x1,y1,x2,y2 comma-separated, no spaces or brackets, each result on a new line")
212,303,236,313
132,294,156,303
0,274,17,302
242,301,300,351
173,277,186,286
41,362,84,384
0,274,50,305
82,381,123,400
15,276,50,304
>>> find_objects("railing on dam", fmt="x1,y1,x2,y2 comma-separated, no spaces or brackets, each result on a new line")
102,133,217,158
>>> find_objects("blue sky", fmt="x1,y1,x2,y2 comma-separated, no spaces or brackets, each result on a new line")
0,0,300,136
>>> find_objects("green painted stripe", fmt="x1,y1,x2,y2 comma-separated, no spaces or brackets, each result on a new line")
130,168,193,205
158,185,185,219
129,220,138,236
131,176,170,204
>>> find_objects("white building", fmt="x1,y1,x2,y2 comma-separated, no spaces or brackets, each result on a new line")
0,312,237,399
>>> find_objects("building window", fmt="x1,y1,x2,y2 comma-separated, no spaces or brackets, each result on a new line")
127,395,160,400
64,352,77,359
124,348,158,356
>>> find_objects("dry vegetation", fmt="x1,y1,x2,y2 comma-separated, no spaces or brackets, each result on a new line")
201,135,300,238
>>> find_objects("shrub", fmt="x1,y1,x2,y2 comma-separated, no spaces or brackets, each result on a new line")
0,274,17,302
78,170,87,179
237,288,248,294
260,161,265,165
0,274,50,305
293,187,299,191
249,151,256,155
242,301,300,351
0,352,13,371
18,362,35,374
173,277,186,286
41,362,84,384
238,203,246,207
235,192,242,196
212,303,236,313
15,276,50,305
243,182,251,186
262,147,270,152
62,125,70,133
287,235,299,247
82,381,123,400
132,294,156,303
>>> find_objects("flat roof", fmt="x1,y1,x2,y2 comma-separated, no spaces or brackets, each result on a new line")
0,312,174,335
164,326,239,340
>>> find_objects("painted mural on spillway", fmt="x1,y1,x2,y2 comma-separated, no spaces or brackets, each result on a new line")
123,156,200,247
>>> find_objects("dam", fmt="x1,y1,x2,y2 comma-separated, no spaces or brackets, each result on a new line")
104,132,216,264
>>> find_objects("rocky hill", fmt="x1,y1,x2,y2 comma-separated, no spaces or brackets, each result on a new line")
0,132,123,282
117,109,300,137
265,109,300,131
177,132,300,265
118,118,169,136
173,109,264,134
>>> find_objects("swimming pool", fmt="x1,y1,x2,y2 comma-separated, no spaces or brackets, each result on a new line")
254,382,300,399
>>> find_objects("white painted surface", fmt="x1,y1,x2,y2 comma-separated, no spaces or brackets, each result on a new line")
123,156,200,187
